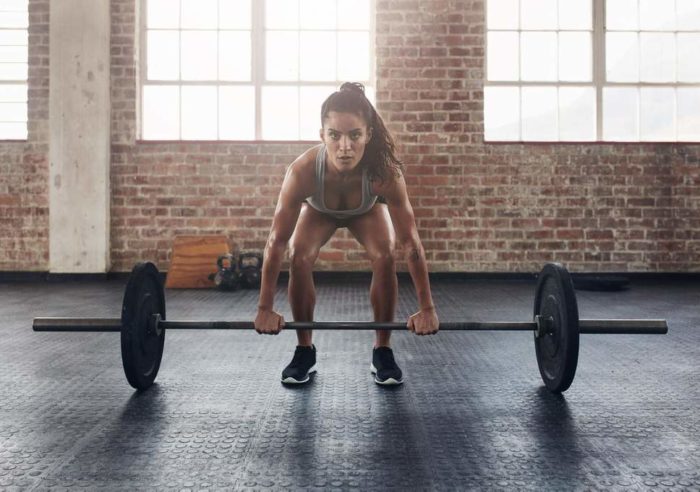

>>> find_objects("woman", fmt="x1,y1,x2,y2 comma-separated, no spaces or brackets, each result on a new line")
254,82,439,386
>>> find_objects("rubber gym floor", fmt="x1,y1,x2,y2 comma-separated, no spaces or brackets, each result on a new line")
1,275,698,490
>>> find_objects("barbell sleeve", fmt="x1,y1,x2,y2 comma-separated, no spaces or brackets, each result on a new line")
32,317,668,334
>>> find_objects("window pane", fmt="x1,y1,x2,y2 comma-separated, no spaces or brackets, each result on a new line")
143,85,180,139
300,31,336,81
677,33,700,82
606,0,638,30
487,0,519,29
640,33,675,82
262,86,299,139
521,32,557,81
0,45,28,63
0,11,28,28
487,31,519,81
640,0,675,30
219,0,251,29
559,86,595,140
521,86,557,140
520,0,557,30
0,30,28,45
219,85,255,139
300,0,336,29
219,31,251,81
677,87,700,141
181,0,218,29
559,32,591,81
147,0,180,29
484,86,520,141
337,0,370,30
337,31,370,81
266,31,299,81
181,86,218,139
0,1,29,11
147,30,179,80
677,0,700,30
0,122,26,139
558,0,591,30
181,31,218,80
603,87,638,141
266,0,299,29
0,63,27,80
0,102,26,121
606,32,639,82
0,83,27,102
365,85,376,105
300,85,336,139
640,87,675,141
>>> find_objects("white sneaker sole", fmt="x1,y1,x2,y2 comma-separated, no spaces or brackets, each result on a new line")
370,363,403,386
281,364,317,384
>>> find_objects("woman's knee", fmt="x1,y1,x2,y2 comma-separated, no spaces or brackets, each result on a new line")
289,247,319,273
369,245,396,271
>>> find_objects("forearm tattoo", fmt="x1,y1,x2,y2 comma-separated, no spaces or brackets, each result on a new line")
408,248,422,262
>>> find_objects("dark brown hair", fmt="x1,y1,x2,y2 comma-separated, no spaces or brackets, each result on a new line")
320,82,404,183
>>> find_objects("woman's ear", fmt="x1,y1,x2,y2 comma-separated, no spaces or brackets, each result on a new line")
319,128,324,142
367,127,373,142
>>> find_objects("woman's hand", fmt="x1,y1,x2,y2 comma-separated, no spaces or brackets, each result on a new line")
254,308,285,334
407,306,439,335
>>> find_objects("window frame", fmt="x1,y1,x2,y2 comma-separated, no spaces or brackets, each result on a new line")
484,0,700,143
138,0,376,142
0,0,29,141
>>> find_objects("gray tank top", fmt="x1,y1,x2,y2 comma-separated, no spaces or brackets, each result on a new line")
306,145,377,220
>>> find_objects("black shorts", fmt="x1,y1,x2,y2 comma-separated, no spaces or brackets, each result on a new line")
308,196,387,228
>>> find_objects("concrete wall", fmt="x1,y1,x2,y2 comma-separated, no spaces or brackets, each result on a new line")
49,0,111,272
1,0,699,273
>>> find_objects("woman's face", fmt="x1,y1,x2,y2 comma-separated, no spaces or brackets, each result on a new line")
320,111,372,174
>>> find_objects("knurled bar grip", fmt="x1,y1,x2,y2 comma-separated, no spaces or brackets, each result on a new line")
32,317,669,334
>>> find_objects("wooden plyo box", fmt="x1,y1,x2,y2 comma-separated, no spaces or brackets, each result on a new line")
165,235,231,289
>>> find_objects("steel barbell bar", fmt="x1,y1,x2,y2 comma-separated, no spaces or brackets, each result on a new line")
33,316,668,334
31,261,669,393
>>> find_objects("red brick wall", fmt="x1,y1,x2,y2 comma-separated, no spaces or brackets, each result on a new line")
2,0,699,272
0,0,49,271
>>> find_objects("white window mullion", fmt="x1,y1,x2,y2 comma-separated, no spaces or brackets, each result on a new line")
253,0,265,140
593,0,605,141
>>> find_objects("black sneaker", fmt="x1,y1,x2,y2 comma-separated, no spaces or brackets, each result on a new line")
371,347,403,385
281,345,317,384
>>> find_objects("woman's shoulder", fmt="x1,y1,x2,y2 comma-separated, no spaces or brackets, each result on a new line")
285,144,322,198
289,144,322,176
369,169,404,197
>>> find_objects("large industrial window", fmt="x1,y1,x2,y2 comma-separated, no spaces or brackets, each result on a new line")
141,0,374,141
484,0,700,142
0,0,28,140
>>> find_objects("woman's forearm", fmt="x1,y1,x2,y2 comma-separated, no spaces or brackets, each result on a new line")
257,240,287,310
403,243,435,310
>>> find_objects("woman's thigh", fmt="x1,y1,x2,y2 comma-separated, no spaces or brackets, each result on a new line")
289,203,338,260
346,203,395,260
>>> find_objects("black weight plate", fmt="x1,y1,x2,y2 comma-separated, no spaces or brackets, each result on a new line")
533,263,579,393
121,262,166,390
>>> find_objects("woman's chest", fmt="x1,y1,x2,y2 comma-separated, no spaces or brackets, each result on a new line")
323,176,364,211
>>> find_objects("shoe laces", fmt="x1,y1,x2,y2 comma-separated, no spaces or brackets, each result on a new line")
376,348,397,368
290,346,312,367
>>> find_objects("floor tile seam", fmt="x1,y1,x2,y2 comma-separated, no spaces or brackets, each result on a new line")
221,341,295,487
401,381,445,486
23,409,115,492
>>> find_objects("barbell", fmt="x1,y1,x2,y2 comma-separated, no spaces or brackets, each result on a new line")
32,262,668,393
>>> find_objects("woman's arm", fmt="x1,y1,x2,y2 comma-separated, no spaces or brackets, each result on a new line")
255,153,315,334
378,175,439,334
